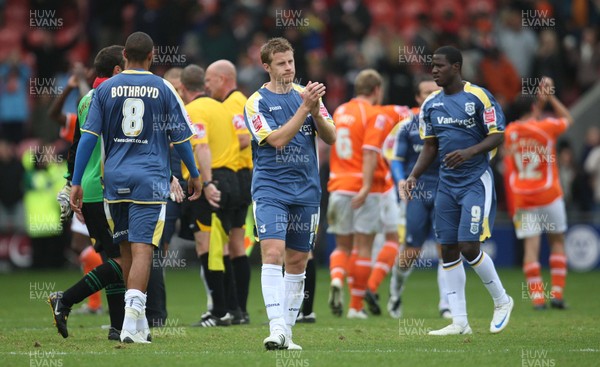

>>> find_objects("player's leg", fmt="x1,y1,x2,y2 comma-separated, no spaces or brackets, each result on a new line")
548,232,567,308
190,191,229,326
120,203,165,344
82,202,125,338
146,197,180,327
436,244,451,319
389,200,406,315
69,216,103,314
297,251,316,323
546,198,568,309
366,190,400,315
71,215,102,314
326,192,353,316
230,167,252,323
48,203,125,339
458,172,512,334
515,207,546,309
387,197,430,318
429,186,471,335
281,204,318,350
215,169,243,323
348,194,381,318
255,198,288,350
523,234,545,308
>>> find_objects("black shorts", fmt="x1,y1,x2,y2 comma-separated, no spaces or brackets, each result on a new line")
191,168,240,234
232,168,252,228
81,202,121,259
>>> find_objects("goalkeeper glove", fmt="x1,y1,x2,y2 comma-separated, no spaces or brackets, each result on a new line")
57,181,73,223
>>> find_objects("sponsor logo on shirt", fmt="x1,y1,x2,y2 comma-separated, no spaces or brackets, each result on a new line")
319,104,330,118
484,107,496,126
432,102,444,107
233,114,246,130
436,116,476,128
300,124,313,135
252,114,263,130
193,123,206,139
269,106,282,112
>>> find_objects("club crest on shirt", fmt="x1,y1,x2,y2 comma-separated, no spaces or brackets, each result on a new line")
470,223,479,235
465,102,476,116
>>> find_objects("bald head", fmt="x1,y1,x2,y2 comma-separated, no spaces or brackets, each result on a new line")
205,59,238,101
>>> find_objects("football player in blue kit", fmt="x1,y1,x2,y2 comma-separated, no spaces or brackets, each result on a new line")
244,37,335,350
402,46,513,335
388,77,450,319
70,32,203,343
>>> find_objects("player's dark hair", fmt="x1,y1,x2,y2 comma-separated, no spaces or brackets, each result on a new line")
413,74,435,95
260,37,294,65
508,94,536,122
94,45,124,78
434,46,463,70
180,64,205,92
124,32,154,63
354,69,382,96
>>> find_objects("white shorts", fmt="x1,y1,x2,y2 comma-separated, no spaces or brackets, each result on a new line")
514,197,567,239
326,192,382,235
381,188,401,233
70,214,90,236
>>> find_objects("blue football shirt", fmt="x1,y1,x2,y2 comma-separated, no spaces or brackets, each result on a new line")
419,82,505,187
244,83,334,206
82,69,194,203
395,111,439,189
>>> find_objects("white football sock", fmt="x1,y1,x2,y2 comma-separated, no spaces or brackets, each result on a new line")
443,259,468,327
200,266,213,311
136,309,149,333
468,251,509,306
123,289,146,332
283,272,305,336
390,257,413,299
261,264,286,333
437,262,450,310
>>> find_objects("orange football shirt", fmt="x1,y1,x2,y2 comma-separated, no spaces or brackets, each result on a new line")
504,117,568,209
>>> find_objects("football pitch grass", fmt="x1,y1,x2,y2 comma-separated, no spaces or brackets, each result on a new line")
1,267,599,367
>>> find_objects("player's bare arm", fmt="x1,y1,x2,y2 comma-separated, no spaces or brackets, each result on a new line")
265,81,325,148
238,134,250,150
187,177,203,201
194,143,221,208
48,74,78,126
403,137,438,200
443,132,504,169
538,77,574,126
351,149,378,209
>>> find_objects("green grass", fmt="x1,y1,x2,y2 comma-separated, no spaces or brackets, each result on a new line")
1,267,599,367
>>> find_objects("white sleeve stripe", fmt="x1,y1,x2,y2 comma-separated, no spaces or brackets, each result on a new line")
162,79,194,137
363,145,382,153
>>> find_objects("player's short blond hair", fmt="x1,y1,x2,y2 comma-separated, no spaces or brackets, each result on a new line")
260,38,294,65
354,69,382,96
